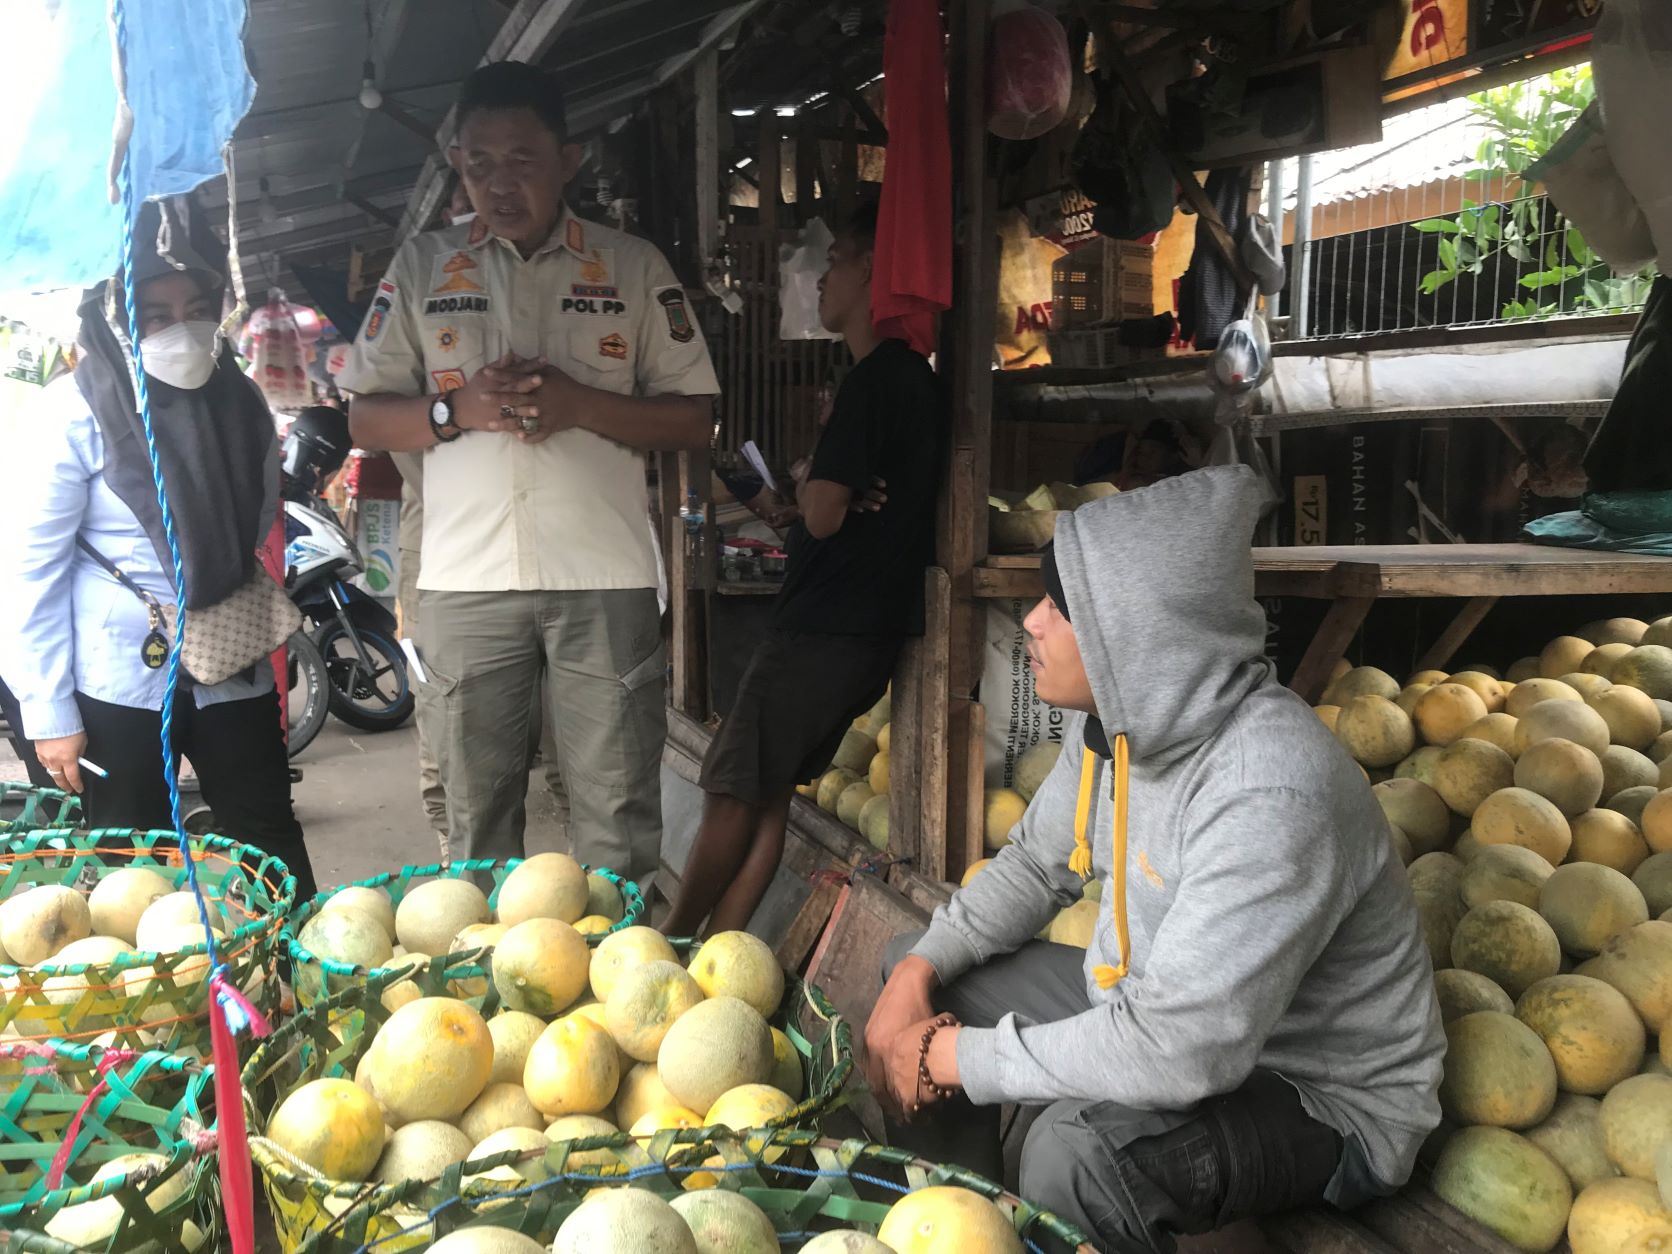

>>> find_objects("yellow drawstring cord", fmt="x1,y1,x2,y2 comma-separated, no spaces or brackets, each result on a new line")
1068,738,1132,991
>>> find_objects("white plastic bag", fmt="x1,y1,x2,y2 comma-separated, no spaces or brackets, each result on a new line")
1594,0,1672,277
778,218,842,340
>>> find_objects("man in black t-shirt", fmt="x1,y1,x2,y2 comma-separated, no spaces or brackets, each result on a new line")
664,208,943,936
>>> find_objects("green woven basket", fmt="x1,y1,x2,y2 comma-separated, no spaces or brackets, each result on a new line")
243,946,853,1253
291,1127,1097,1253
0,1039,220,1252
282,857,644,1021
0,784,81,836
0,829,295,1057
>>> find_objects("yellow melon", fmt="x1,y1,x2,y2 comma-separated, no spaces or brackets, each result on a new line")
1315,704,1342,731
458,1081,544,1145
321,885,397,941
1458,713,1521,760
869,754,892,796
1572,809,1652,876
574,915,615,936
658,996,774,1113
552,1188,699,1254
1507,657,1543,683
614,1062,678,1133
1616,647,1672,700
799,1236,894,1254
1398,744,1448,786
876,723,892,755
1540,863,1650,958
1570,1177,1672,1254
299,907,394,971
491,917,589,1016
605,959,705,1062
1388,823,1415,867
1461,844,1554,911
496,852,589,927
983,789,1027,851
1515,974,1645,1094
1335,696,1417,768
462,1125,551,1196
1409,669,1452,686
568,1002,634,1074
1445,672,1506,713
1436,739,1517,817
960,858,992,888
1585,642,1636,677
1615,787,1663,828
627,1104,705,1138
688,930,784,1017
544,1113,621,1171
1527,1093,1615,1192
1518,701,1612,757
1602,1074,1672,1180
394,879,491,956
86,867,174,944
1452,900,1563,998
362,997,494,1124
1591,687,1665,752
1396,685,1432,717
373,1120,474,1183
1515,739,1606,818
670,1191,781,1253
769,1028,804,1100
1576,920,1672,1031
1644,791,1672,854
1374,779,1451,856
0,884,93,966
875,1186,1023,1254
1435,968,1515,1020
1543,636,1596,679
1563,672,1616,700
705,1083,795,1138
524,1014,620,1117
589,926,678,1003
1439,1011,1558,1129
1431,1126,1572,1253
816,768,860,813
1509,679,1585,720
1411,852,1470,969
1637,853,1672,915
1323,666,1400,705
267,1077,386,1181
1475,788,1573,866
1416,684,1491,747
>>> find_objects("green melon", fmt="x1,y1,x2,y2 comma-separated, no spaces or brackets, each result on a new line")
1525,1093,1617,1193
1462,844,1555,911
1432,1126,1572,1252
1602,1074,1672,1180
1616,647,1672,701
1435,739,1517,817
1452,900,1563,998
1634,853,1672,916
1539,863,1650,959
1434,968,1514,1021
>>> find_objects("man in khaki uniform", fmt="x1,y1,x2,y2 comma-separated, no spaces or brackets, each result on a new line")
340,62,717,880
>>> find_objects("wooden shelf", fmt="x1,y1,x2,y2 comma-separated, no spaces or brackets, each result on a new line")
1250,399,1610,436
712,579,782,598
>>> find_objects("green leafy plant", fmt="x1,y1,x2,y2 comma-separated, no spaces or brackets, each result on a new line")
1409,66,1653,320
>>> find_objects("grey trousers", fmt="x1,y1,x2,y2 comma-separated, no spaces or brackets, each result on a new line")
418,588,667,879
882,934,1343,1254
399,549,449,850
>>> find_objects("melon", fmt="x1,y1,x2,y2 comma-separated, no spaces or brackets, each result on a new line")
1603,1074,1672,1180
1461,845,1554,911
869,752,891,795
1655,732,1672,765
590,926,677,1002
1617,647,1672,700
1636,853,1672,915
585,873,626,924
1324,666,1400,705
1335,696,1417,768
1569,1177,1672,1254
553,1188,698,1254
458,1081,544,1145
1593,687,1665,751
42,1150,202,1251
659,996,774,1113
1615,788,1663,827
875,1186,1024,1254
859,794,890,850
1416,684,1491,747
487,1012,547,1086
39,936,130,1030
462,1125,550,1194
688,930,784,1017
705,1082,795,1139
1518,702,1612,757
1563,673,1616,700
1587,642,1637,677
1543,636,1596,679
671,1190,782,1253
1410,670,1452,687
492,917,589,1016
1388,823,1415,867
1318,704,1343,728
299,908,394,971
831,728,878,774
605,960,704,1062
544,1113,621,1171
1645,791,1672,854
524,1014,619,1117
362,997,494,1124
430,1230,547,1254
800,1237,894,1254
1435,968,1515,1020
1508,679,1585,720
769,1028,804,1100
817,768,860,813
267,1077,386,1180
614,1063,679,1133
496,852,589,926
323,885,397,941
1455,829,1487,861
1461,714,1522,758
0,884,93,965
132,892,226,952
1508,657,1543,683
1452,901,1563,998
574,915,615,937
1603,747,1662,800
876,723,892,754
1374,779,1451,856
1576,920,1672,1031
87,867,174,944
1475,788,1573,866
1572,809,1652,875
1436,739,1517,816
1398,744,1447,786
380,951,431,1013
836,781,875,828
1014,742,1062,801
1439,1011,1558,1128
857,690,891,735
984,789,1027,851
1527,1093,1616,1192
1046,899,1098,947
394,879,490,955
1397,685,1433,717
1540,863,1650,957
1431,1126,1572,1252
568,1002,634,1074
1515,974,1645,1093
374,1120,474,1183
1412,852,1470,969
1516,739,1606,818
1586,619,1650,647
1450,671,1509,714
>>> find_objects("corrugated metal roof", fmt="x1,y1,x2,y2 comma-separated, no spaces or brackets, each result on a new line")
1279,95,1490,210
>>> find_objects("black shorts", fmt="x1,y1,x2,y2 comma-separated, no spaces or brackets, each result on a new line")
700,628,900,804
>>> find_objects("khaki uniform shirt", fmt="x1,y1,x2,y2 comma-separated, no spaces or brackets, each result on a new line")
337,208,719,592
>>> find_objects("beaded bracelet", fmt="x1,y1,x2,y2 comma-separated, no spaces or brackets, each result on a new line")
913,1012,962,1114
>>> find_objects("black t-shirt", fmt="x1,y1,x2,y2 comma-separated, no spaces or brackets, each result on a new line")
774,339,944,636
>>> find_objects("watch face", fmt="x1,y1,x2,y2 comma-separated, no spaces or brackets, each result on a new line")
431,395,451,425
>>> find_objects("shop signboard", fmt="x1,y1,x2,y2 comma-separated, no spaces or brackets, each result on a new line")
1384,0,1597,96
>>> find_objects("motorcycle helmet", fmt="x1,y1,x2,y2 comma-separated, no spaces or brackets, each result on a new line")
282,404,352,495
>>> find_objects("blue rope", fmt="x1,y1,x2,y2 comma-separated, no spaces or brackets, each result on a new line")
111,0,230,998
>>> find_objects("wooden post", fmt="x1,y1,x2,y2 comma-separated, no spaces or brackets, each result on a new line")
795,116,819,225
694,51,720,270
757,111,781,234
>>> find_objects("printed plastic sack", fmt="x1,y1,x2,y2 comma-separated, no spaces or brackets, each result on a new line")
1526,103,1657,274
981,600,1068,790
779,218,842,341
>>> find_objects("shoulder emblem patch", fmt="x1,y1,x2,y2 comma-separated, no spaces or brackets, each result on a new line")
657,287,695,343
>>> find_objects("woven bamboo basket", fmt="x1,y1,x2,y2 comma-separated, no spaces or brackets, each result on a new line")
282,857,645,1025
0,829,294,1057
0,1039,220,1252
290,1127,1096,1253
0,784,81,836
243,946,855,1253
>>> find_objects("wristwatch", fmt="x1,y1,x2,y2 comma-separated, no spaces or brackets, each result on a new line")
429,392,462,443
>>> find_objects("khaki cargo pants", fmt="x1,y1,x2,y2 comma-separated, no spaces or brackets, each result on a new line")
398,548,449,848
418,588,666,879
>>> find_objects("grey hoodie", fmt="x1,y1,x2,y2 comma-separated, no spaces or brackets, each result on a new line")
911,465,1445,1206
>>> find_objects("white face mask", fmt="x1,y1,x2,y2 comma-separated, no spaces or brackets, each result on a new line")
140,320,220,390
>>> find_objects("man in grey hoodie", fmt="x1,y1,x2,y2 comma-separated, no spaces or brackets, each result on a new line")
865,465,1445,1251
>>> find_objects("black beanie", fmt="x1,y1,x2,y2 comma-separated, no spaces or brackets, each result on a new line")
1040,540,1069,621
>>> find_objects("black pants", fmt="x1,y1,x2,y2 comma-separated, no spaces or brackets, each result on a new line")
882,934,1343,1253
0,676,55,789
76,689,318,905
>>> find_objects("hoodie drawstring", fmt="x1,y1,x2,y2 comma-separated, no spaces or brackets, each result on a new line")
1069,739,1131,991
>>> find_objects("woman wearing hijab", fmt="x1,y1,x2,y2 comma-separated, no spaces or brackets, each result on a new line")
0,197,317,903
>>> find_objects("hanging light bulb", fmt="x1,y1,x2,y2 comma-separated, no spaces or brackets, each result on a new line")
358,59,383,110
839,4,862,37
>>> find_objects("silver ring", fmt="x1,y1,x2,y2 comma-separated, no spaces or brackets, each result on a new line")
520,416,541,434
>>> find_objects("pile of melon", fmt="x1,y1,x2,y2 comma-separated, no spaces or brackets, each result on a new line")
1326,617,1672,1251
800,691,898,852
418,1181,1026,1253
266,860,811,1211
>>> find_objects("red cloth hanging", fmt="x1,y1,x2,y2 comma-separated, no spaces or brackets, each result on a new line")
872,0,952,358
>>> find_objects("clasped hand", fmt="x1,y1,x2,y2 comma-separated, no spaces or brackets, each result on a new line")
452,352,586,444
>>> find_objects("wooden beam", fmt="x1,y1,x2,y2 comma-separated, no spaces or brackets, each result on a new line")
794,117,819,223
840,87,887,142
376,97,439,143
694,51,720,268
1415,597,1501,674
756,111,781,234
345,195,400,230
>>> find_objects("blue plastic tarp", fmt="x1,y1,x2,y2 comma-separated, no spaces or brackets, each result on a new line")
0,0,253,299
